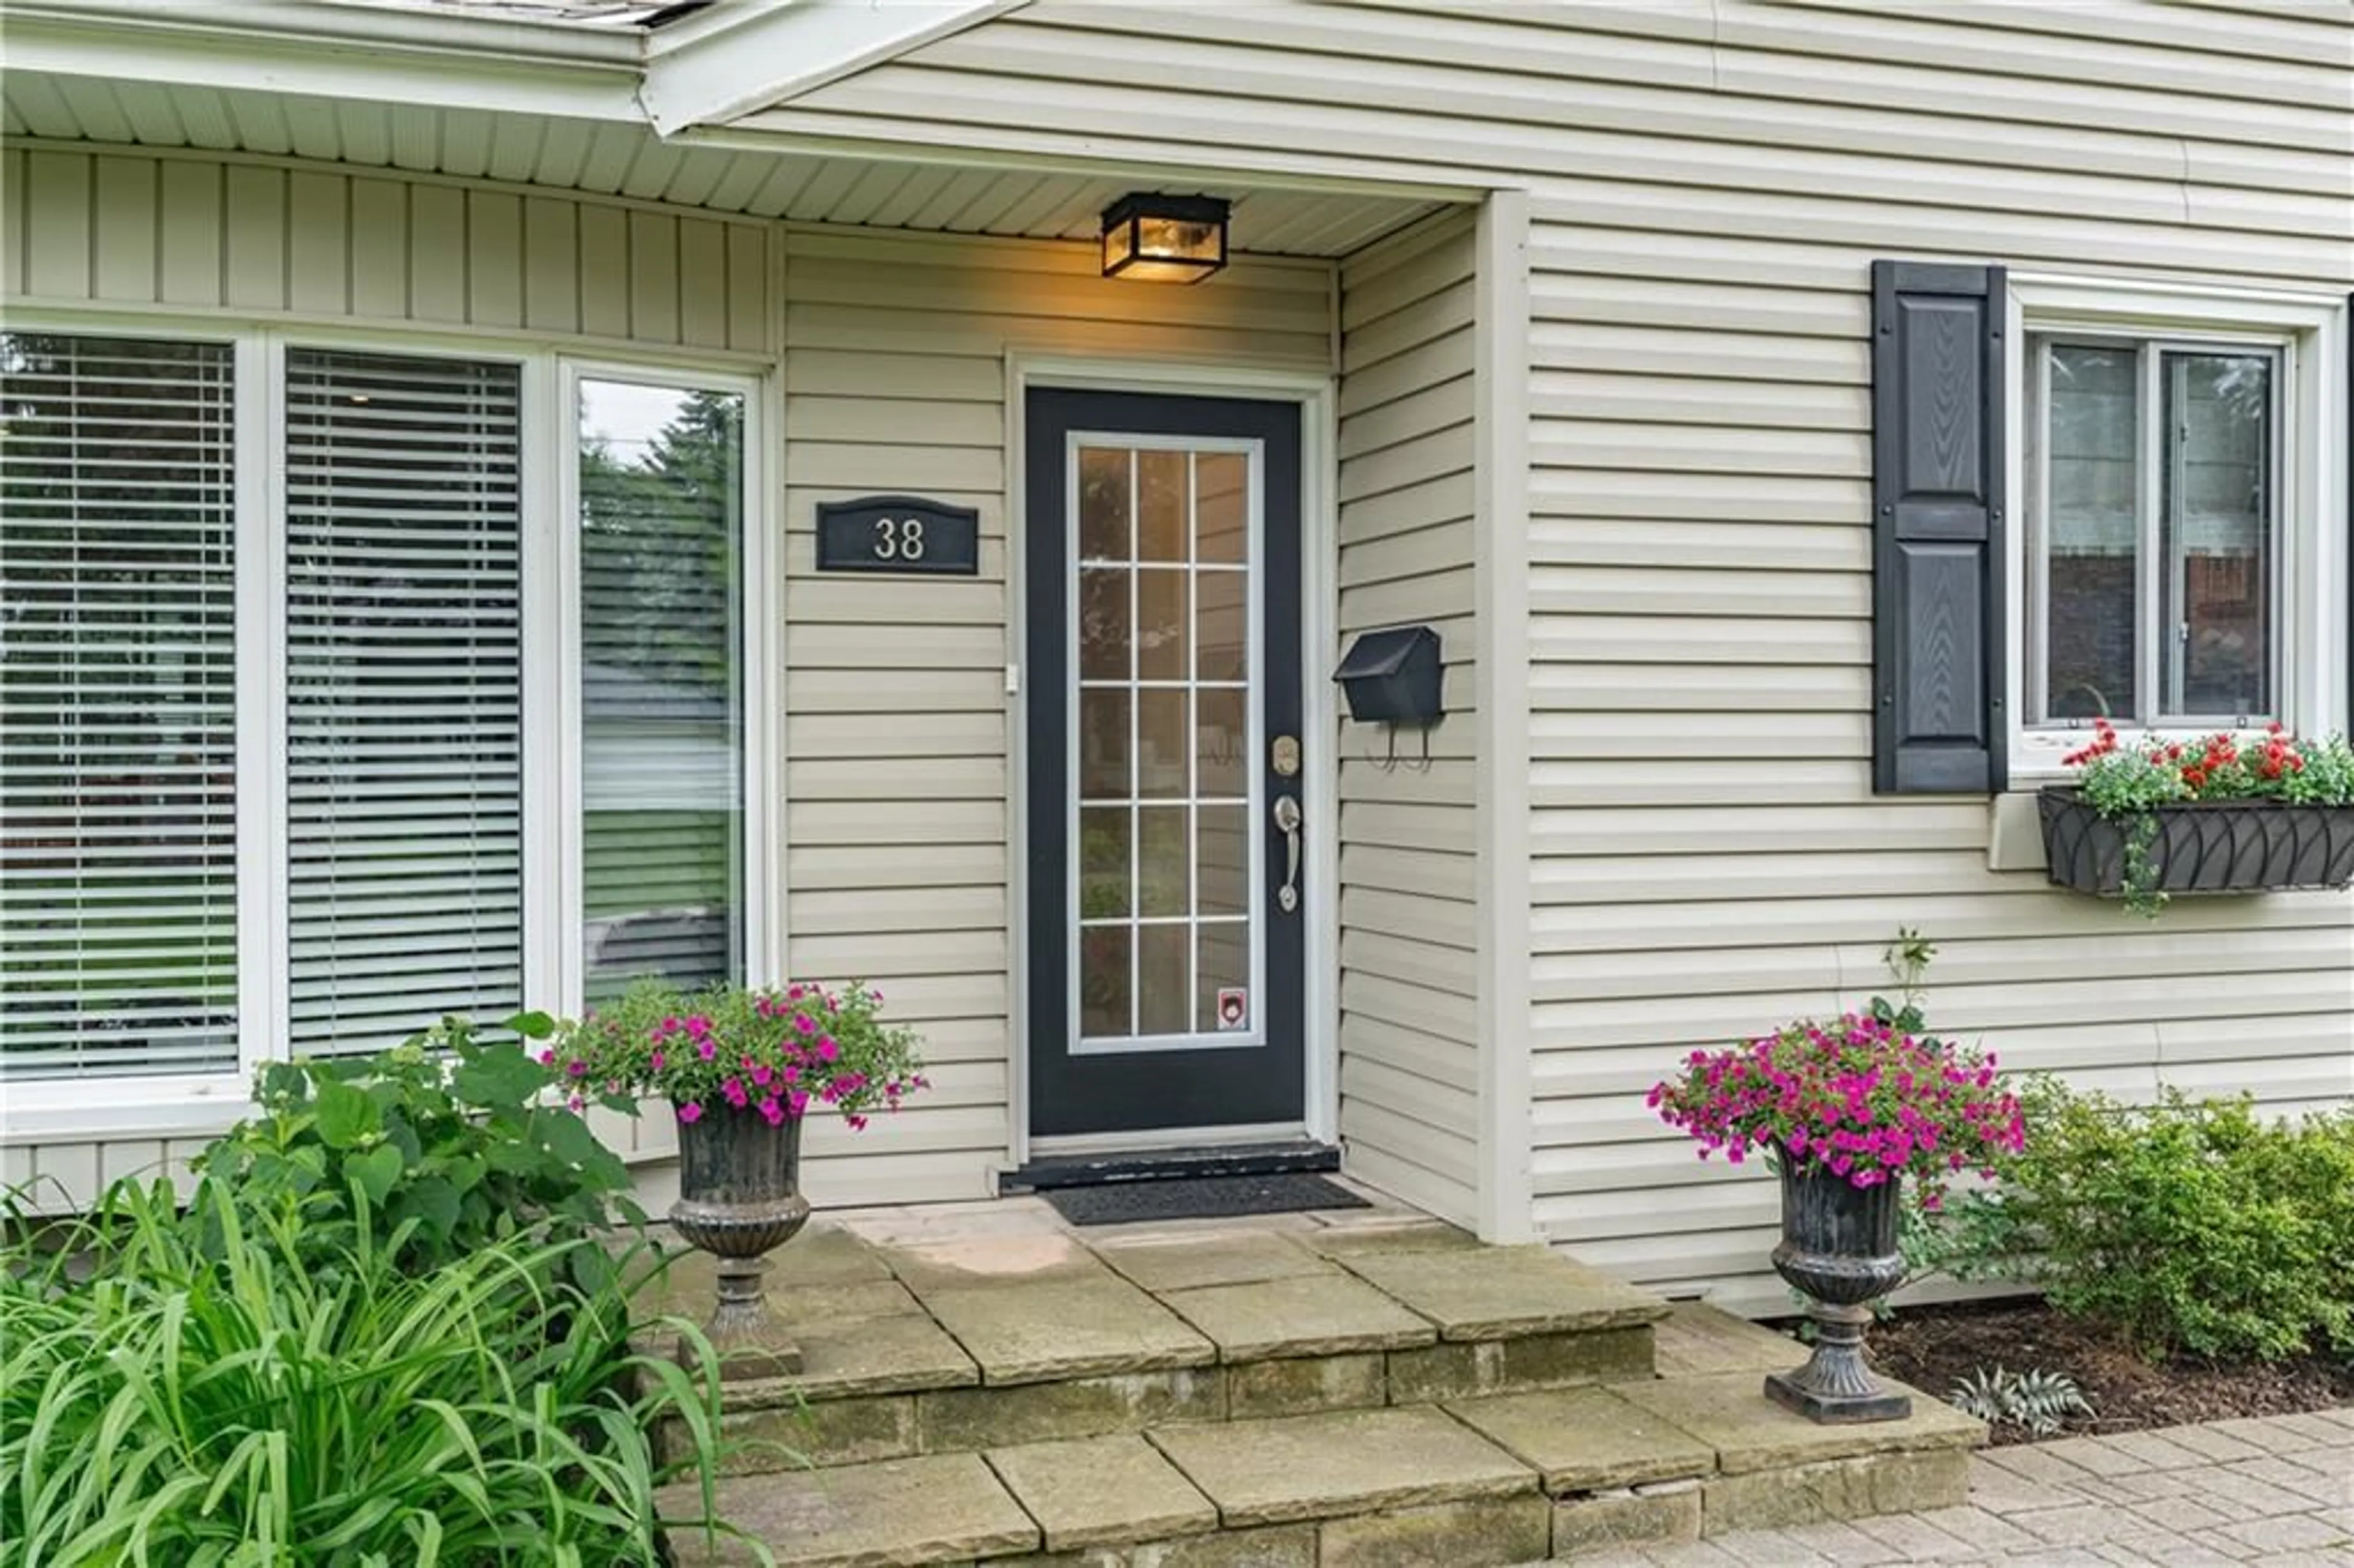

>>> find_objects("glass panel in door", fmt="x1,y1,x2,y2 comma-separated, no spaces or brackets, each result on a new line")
1073,443,1259,1049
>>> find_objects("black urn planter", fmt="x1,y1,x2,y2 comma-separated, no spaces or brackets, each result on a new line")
2038,788,2354,897
1765,1162,1912,1424
669,1103,810,1380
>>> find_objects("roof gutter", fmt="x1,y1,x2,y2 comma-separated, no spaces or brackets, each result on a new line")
1,1,644,121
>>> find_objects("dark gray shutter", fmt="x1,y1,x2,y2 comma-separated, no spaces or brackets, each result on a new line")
1872,259,2007,794
2347,292,2352,734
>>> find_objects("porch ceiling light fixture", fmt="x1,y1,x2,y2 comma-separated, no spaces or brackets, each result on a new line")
1100,192,1230,283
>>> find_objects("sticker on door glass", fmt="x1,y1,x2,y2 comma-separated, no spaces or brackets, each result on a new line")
1216,989,1250,1032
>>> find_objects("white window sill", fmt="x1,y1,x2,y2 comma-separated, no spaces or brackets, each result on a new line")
0,1080,252,1147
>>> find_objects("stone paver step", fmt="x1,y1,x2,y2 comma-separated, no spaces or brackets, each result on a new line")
663,1374,1989,1566
648,1212,1677,1472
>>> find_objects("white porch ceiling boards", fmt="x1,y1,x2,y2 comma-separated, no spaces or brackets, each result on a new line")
0,77,1439,257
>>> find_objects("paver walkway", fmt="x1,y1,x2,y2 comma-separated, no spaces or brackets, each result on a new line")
1568,1407,2354,1566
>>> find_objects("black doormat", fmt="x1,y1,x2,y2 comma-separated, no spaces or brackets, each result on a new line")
1043,1171,1369,1227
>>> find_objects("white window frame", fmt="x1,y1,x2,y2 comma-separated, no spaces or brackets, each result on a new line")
2004,275,2348,784
0,310,779,1143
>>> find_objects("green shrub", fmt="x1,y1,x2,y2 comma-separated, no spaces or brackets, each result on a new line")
192,1014,642,1291
1931,1081,2354,1361
0,1176,753,1567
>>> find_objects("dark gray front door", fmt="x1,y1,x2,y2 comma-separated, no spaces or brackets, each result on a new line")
1024,389,1306,1138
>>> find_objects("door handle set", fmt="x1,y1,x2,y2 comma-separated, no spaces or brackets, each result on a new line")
1273,794,1301,913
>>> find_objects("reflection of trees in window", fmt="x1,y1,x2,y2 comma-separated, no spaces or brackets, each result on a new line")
579,386,745,998
580,389,742,702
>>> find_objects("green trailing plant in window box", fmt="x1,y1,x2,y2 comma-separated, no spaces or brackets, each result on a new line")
2041,720,2354,916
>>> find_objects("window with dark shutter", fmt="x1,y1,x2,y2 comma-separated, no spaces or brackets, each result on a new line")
1871,261,2008,796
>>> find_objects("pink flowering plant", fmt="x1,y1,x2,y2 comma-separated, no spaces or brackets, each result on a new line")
550,979,927,1131
1645,934,2025,1209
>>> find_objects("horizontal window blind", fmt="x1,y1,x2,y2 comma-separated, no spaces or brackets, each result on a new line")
0,335,240,1079
578,381,744,1002
285,349,524,1055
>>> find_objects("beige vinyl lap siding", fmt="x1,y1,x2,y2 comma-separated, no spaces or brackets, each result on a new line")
774,224,1335,1208
733,0,2354,1303
1332,210,1482,1227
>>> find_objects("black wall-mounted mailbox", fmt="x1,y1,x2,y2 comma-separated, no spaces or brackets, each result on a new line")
1333,625,1443,726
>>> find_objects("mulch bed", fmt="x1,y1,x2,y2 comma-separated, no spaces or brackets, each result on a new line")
1815,1298,2354,1445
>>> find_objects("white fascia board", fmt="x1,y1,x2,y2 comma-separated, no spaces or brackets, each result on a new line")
1,1,644,123
639,0,1029,136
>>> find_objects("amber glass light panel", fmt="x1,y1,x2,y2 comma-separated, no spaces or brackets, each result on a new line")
1100,194,1229,284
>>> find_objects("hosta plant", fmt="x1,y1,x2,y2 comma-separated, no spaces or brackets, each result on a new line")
554,980,927,1130
2062,719,2354,915
1947,1365,2095,1437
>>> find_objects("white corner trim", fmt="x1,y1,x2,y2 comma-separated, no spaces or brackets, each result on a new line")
640,0,1030,136
1473,188,1536,1246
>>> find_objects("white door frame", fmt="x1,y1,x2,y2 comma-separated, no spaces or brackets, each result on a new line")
1004,356,1339,1167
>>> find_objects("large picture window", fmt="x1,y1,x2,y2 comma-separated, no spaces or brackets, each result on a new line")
0,326,763,1111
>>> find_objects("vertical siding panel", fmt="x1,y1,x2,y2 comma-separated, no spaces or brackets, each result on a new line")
726,223,767,353
0,1142,32,1197
628,210,679,343
407,182,468,322
25,149,92,299
90,155,158,303
158,159,223,307
467,188,524,327
286,170,349,316
678,217,729,349
577,202,629,338
30,1143,100,1212
1,148,25,298
523,194,581,333
223,164,286,310
349,177,408,319
98,1140,167,1189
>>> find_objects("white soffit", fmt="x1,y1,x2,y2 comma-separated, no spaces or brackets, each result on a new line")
0,1,1452,256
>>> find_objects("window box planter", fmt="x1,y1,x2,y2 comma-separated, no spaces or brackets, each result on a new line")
2037,788,2354,899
